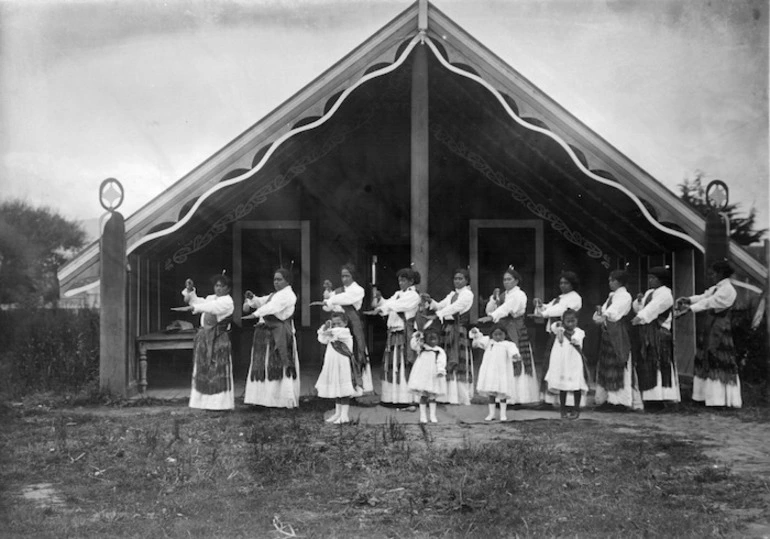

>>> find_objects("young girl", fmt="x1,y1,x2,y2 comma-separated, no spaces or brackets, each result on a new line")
470,324,521,422
544,309,589,419
315,312,357,424
408,327,447,423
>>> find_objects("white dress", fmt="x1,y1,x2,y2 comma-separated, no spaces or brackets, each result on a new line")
633,286,681,403
544,324,589,393
538,290,583,405
689,278,742,408
473,333,519,400
485,286,539,404
243,286,301,408
315,326,357,399
374,286,420,404
183,289,235,410
324,281,373,394
431,286,474,405
407,335,448,398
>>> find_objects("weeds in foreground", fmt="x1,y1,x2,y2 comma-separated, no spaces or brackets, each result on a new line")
0,407,767,538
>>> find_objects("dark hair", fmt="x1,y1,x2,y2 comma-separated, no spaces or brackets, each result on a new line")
562,308,579,321
710,260,734,279
341,263,358,281
453,268,470,284
609,270,628,286
504,267,522,284
423,325,440,338
210,273,232,288
560,271,579,290
275,267,293,285
397,267,420,285
330,311,349,324
489,324,508,339
648,266,671,287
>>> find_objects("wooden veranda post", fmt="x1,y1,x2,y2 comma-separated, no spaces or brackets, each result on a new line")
411,16,429,283
99,178,128,396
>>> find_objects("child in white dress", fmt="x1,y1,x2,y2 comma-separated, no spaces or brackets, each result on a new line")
544,309,589,419
315,312,357,424
408,327,447,423
471,324,521,422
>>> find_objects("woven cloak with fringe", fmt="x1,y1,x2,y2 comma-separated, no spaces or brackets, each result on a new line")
695,309,738,384
193,313,232,395
341,304,369,389
635,308,673,392
250,315,296,382
597,319,631,392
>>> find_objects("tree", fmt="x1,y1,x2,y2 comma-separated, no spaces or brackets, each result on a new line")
678,171,767,245
0,200,87,306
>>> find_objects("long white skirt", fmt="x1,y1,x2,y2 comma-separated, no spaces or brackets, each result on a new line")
641,363,681,403
381,346,414,404
594,354,644,410
437,375,473,405
360,363,374,394
189,358,235,410
244,346,301,408
692,375,742,408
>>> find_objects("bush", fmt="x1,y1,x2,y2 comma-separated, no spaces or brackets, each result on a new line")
0,308,99,398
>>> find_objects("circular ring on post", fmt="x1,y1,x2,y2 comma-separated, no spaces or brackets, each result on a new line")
99,177,124,212
706,179,729,211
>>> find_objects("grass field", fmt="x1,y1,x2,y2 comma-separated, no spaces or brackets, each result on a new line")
1,396,768,538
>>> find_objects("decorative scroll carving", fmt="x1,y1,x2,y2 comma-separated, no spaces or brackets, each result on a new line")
433,123,612,269
165,122,359,270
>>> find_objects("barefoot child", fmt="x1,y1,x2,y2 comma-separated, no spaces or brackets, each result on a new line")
544,309,589,419
315,312,357,424
408,326,447,423
470,324,521,422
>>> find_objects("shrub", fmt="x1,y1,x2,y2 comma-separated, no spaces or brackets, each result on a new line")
0,308,99,398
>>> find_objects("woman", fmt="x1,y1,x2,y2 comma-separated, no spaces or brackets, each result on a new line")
533,270,583,406
676,260,741,408
371,267,421,404
425,268,475,405
322,264,373,396
631,266,680,408
242,268,301,408
479,266,539,405
181,274,235,410
593,270,642,411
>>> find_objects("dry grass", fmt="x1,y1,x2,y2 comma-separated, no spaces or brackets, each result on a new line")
0,398,767,538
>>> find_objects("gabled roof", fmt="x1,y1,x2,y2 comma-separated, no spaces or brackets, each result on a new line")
58,0,767,296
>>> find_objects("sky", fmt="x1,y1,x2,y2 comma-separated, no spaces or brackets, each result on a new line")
0,0,768,241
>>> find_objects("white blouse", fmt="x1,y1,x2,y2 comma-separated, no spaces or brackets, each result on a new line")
431,286,473,321
688,278,736,314
375,286,420,330
595,286,632,323
182,289,234,324
540,290,582,333
633,286,673,330
485,285,527,323
244,286,297,323
324,281,365,311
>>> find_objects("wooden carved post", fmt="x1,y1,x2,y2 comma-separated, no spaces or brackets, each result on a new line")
99,178,128,396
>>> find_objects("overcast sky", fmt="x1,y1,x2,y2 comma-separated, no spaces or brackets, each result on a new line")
1,0,767,239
